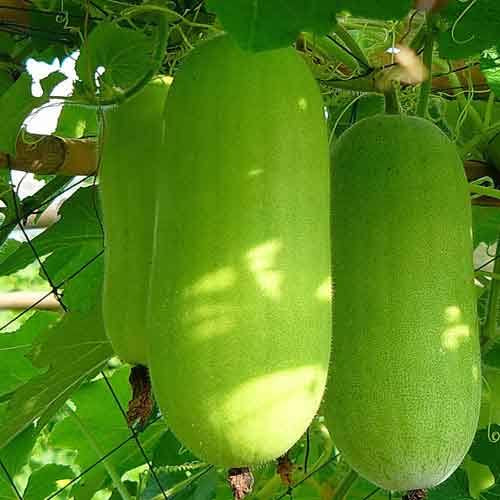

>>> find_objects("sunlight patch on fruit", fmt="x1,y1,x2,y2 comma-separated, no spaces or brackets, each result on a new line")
315,276,332,302
247,168,264,177
188,302,238,340
184,267,237,297
444,305,462,323
298,97,308,111
213,364,325,455
472,363,480,382
441,312,470,352
245,239,283,300
441,305,471,351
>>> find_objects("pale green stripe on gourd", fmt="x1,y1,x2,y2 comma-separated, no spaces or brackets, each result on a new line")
325,114,481,491
147,34,332,467
100,77,171,366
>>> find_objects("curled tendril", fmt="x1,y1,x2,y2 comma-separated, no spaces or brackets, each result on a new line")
482,376,500,443
451,0,478,45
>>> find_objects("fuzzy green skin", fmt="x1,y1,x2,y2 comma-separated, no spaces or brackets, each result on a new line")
326,115,481,491
100,77,171,366
147,35,331,467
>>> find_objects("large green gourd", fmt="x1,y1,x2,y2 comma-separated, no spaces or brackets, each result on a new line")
147,35,331,466
326,114,481,491
100,77,171,366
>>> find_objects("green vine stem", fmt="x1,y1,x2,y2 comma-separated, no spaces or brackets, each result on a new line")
67,404,133,500
384,83,401,114
484,90,496,128
301,32,360,72
469,184,500,200
481,233,500,354
331,23,371,68
331,468,359,500
91,13,170,107
253,423,335,500
151,466,214,500
416,14,435,118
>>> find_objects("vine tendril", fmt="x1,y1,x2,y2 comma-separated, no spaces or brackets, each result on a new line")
451,0,478,45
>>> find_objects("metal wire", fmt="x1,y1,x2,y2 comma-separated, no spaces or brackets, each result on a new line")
0,459,23,499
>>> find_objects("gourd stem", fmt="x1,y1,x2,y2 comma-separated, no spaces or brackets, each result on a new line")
331,468,359,500
416,13,434,118
331,23,371,69
67,404,133,500
481,233,500,353
384,84,400,114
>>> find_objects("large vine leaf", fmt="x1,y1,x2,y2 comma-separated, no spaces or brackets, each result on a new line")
0,425,38,499
23,464,74,500
0,186,103,278
438,0,500,59
0,71,65,155
334,0,413,20
469,426,500,478
0,311,57,398
76,22,158,99
206,1,337,51
49,368,166,499
427,469,473,499
481,49,500,97
0,307,111,451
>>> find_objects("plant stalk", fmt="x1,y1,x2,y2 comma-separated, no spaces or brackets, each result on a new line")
331,468,359,500
481,233,500,353
416,14,435,118
67,405,133,500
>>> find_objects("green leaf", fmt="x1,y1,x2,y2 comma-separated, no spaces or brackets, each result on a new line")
49,368,166,499
472,206,500,248
439,0,500,59
0,311,57,397
76,22,157,99
335,0,413,20
153,431,198,467
0,307,111,450
469,426,500,478
23,464,74,500
55,100,98,139
484,343,500,368
0,425,37,498
478,368,500,429
59,249,103,313
427,469,473,499
0,71,65,155
207,1,337,51
481,49,500,97
0,186,103,277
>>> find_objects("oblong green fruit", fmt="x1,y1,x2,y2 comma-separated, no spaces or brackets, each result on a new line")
147,35,331,466
325,114,481,491
100,77,171,366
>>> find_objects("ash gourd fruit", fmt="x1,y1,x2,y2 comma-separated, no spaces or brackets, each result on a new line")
147,34,332,467
100,76,171,366
326,114,481,491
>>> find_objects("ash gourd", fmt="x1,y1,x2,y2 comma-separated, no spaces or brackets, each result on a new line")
146,34,332,467
100,76,171,366
326,114,481,491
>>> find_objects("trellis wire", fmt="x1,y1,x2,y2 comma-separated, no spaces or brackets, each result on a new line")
0,173,169,499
